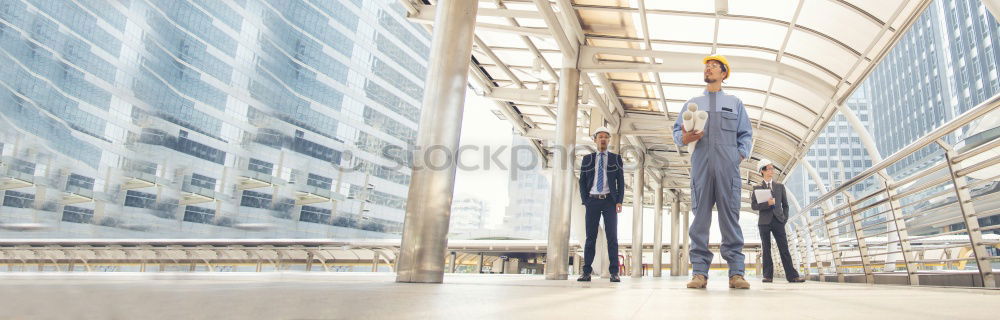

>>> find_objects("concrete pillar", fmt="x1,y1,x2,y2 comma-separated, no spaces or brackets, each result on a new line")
630,156,645,278
670,192,681,276
544,57,581,280
652,179,664,277
681,208,691,275
477,253,484,274
396,0,478,283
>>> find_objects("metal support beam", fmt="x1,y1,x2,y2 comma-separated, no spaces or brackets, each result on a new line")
820,207,845,283
681,209,690,275
631,155,646,278
801,161,835,211
652,178,664,277
804,216,827,281
477,253,484,274
532,0,618,129
787,195,814,278
670,190,681,276
578,45,835,99
790,224,809,276
844,193,874,284
938,140,996,288
532,0,579,61
449,251,457,273
396,0,478,284
881,179,918,285
544,59,581,280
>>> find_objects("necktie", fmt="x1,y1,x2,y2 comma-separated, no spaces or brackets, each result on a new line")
596,153,605,193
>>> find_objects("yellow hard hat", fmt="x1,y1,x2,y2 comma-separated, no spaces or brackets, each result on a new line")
702,55,731,79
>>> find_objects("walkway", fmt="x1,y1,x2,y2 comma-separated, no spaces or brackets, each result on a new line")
0,273,995,319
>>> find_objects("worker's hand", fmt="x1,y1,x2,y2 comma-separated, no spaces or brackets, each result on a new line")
681,125,704,145
616,203,622,213
767,198,776,206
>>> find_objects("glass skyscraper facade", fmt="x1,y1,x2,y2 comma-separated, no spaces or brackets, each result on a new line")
0,0,428,238
787,0,1000,211
868,0,999,177
785,84,875,217
502,134,550,240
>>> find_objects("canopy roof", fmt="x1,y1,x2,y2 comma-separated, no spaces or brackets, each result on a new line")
404,0,931,207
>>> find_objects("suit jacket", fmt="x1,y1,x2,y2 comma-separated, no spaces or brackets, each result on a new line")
750,181,789,225
579,151,625,206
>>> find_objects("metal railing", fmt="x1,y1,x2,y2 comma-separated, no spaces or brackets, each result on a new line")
789,93,1000,288
0,239,580,273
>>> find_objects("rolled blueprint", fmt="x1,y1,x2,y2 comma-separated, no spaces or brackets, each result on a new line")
682,110,695,133
683,103,709,154
693,110,708,131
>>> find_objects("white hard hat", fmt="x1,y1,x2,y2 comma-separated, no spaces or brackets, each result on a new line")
757,158,773,172
593,126,612,138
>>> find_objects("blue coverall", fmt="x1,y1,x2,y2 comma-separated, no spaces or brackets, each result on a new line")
672,89,753,278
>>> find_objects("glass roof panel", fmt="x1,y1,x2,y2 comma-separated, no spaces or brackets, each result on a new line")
657,72,710,84
716,19,788,51
797,0,882,50
765,96,816,120
770,77,828,111
476,30,528,48
645,14,717,43
781,57,841,87
714,47,778,62
784,30,859,77
844,0,901,23
726,89,767,106
649,43,712,55
722,73,774,92
726,0,798,22
643,0,715,14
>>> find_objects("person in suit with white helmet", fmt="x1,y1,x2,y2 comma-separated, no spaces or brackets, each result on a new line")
751,158,805,283
577,126,625,282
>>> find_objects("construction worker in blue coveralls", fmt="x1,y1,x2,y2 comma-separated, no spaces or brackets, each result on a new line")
672,55,753,289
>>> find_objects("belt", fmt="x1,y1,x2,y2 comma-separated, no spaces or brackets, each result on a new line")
589,194,609,199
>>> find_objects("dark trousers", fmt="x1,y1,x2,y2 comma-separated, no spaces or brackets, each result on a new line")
759,219,800,280
582,197,619,275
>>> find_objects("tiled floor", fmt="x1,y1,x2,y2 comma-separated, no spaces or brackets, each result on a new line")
0,272,995,319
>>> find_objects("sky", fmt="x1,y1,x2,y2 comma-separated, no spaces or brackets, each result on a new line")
454,89,514,229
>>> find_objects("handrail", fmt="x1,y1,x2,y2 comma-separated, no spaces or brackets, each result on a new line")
793,93,1000,217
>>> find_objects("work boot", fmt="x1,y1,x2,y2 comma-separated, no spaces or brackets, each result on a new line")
729,275,750,289
576,273,591,282
686,274,707,289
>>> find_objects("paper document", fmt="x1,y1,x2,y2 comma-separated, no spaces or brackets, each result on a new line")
754,189,772,204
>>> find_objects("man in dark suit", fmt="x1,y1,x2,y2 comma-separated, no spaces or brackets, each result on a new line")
577,126,625,282
750,159,805,283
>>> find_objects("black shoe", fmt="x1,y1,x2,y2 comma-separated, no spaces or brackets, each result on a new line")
577,273,592,282
788,277,806,283
762,278,773,283
610,274,621,282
